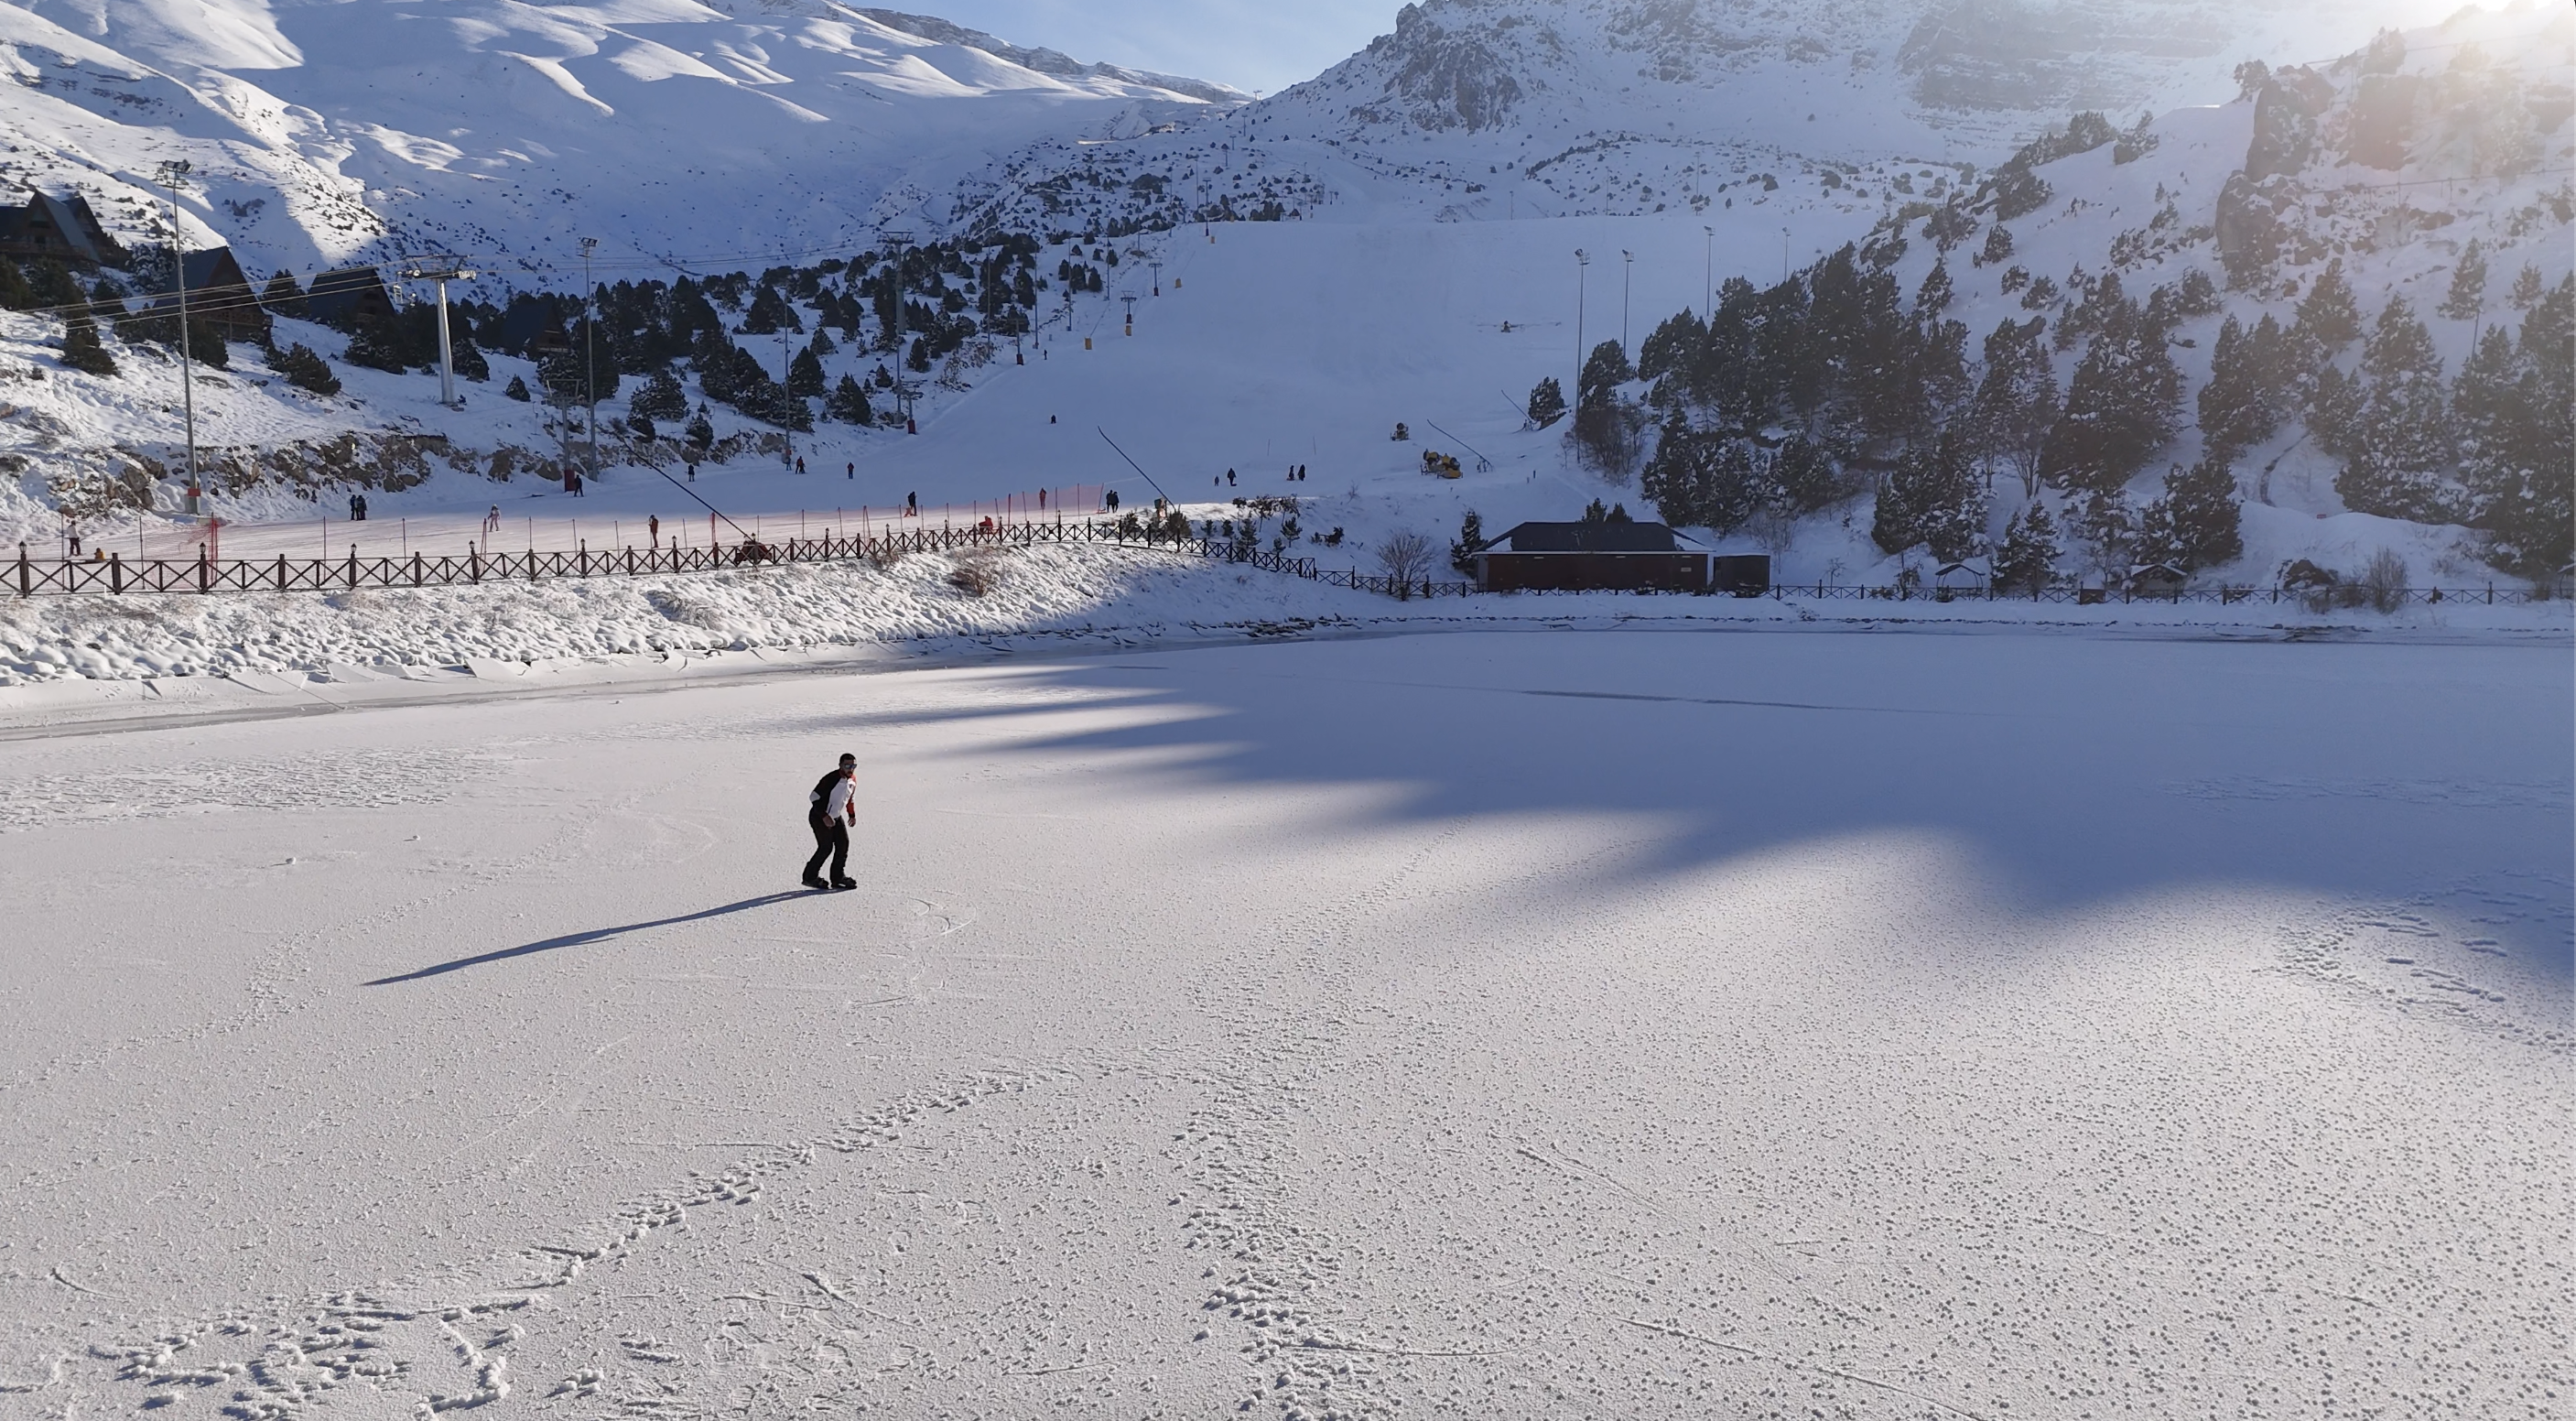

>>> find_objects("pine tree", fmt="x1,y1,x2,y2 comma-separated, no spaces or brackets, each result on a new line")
1975,224,2013,268
262,270,309,320
2452,323,2518,521
0,255,31,310
1643,421,1771,533
1448,509,1486,572
346,319,407,373
787,347,826,398
1873,434,1985,559
2196,314,2280,459
2507,264,2545,310
2334,297,2464,523
1993,501,2060,590
631,367,688,421
1915,259,1953,316
2040,295,2181,493
2307,364,2364,460
825,373,873,424
1526,375,1566,428
807,327,836,357
2440,239,2487,321
59,314,115,376
742,284,798,334
2292,258,2362,351
2462,277,2572,570
450,334,490,382
28,258,82,312
1966,317,2058,494
685,408,715,447
2141,455,2243,569
503,373,531,401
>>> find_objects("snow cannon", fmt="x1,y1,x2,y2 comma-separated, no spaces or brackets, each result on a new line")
1421,450,1463,479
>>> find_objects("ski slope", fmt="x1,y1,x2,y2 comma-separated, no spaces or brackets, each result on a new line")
0,624,2565,1417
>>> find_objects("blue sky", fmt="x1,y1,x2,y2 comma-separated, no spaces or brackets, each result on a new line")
914,0,1396,94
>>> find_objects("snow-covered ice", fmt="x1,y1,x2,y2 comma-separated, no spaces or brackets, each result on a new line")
0,624,2564,1418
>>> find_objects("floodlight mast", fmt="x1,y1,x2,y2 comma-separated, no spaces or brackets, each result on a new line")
400,258,480,409
154,160,198,501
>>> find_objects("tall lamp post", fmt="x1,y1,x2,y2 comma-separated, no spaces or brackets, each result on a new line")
154,160,199,512
400,258,477,409
1702,226,1715,323
579,236,601,482
1620,249,1633,357
1573,249,1589,399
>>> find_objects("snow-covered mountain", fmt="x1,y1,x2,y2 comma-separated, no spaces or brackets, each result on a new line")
0,0,1243,282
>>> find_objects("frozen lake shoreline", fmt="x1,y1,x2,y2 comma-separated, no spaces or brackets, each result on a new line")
1,626,2567,1418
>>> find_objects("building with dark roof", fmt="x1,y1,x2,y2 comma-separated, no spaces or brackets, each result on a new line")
0,190,122,270
143,247,270,342
306,266,393,329
1472,520,1710,592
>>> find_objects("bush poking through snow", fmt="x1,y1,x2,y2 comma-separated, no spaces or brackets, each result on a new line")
947,549,1001,597
2361,548,2408,613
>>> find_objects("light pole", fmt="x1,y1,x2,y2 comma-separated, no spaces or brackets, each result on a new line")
1620,249,1632,357
1781,226,1791,285
401,258,477,409
154,160,198,509
1702,226,1714,323
579,236,600,482
1573,249,1588,398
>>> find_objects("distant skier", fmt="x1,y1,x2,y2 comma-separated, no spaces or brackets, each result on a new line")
796,456,806,475
349,493,367,521
1227,469,1237,487
846,461,854,480
804,753,859,891
648,515,661,548
484,505,503,536
906,491,918,516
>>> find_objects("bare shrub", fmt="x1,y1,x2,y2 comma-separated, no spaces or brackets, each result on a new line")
947,548,1001,597
2360,548,2408,613
1376,530,1435,598
866,539,906,571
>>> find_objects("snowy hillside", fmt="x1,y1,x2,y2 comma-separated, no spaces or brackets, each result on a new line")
0,0,1242,280
0,0,2565,620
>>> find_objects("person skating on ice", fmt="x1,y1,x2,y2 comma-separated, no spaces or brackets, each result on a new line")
804,754,859,891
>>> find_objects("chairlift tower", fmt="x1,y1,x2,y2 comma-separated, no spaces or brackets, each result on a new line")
1149,260,1164,296
882,229,915,426
1120,294,1137,335
400,258,479,409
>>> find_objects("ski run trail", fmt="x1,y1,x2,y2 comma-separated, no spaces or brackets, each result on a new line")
0,622,2566,1420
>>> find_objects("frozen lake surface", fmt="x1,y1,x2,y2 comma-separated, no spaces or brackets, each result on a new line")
0,626,2566,1419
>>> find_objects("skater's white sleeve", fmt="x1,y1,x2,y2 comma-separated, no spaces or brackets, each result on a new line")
826,777,858,823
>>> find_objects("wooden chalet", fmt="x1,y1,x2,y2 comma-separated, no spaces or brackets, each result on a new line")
307,266,394,329
1473,521,1710,592
144,247,271,342
0,189,122,270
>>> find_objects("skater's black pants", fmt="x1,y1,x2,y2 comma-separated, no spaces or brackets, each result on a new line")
805,812,849,882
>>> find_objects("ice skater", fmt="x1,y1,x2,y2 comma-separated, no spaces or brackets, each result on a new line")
803,753,859,891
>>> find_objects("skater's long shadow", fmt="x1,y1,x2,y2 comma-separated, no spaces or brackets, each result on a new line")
364,891,810,985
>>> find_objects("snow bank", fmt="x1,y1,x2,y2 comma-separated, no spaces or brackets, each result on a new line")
3,542,2562,689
